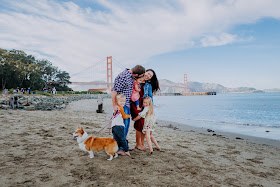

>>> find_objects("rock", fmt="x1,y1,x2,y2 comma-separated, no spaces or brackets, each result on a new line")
26,106,35,111
0,94,105,111
1,105,9,110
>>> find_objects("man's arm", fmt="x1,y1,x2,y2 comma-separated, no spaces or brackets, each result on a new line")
111,91,119,112
111,74,126,112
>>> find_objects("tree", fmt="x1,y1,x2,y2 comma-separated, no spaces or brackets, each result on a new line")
54,70,72,91
0,48,72,91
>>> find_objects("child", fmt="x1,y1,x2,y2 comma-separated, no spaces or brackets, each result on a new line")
111,94,131,156
133,96,160,154
131,76,145,110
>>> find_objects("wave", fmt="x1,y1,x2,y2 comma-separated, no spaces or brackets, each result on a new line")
159,115,280,128
241,123,280,128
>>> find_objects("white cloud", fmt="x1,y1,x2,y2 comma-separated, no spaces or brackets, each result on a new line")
0,0,280,82
200,33,237,47
200,33,255,47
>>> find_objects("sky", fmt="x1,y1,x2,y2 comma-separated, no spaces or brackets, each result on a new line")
0,0,280,90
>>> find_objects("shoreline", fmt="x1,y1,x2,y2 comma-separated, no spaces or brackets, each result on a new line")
98,97,280,148
157,119,280,148
2,95,279,148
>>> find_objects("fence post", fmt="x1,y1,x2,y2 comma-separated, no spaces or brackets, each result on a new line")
96,94,104,113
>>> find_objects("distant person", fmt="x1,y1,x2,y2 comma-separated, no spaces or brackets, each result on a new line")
131,76,145,111
111,65,146,154
133,96,160,154
52,87,56,94
3,89,8,94
28,87,31,94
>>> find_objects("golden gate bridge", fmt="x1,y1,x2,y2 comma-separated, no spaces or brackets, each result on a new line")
68,56,188,93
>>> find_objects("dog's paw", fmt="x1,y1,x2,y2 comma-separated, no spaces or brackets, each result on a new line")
89,156,94,158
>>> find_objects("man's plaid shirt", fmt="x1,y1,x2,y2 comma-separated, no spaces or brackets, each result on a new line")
112,69,134,108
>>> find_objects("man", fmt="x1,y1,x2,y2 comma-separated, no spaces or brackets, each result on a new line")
111,65,145,154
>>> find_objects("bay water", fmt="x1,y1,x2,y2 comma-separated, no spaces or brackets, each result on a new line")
154,93,280,140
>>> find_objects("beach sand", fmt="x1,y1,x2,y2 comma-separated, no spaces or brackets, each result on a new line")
0,98,280,186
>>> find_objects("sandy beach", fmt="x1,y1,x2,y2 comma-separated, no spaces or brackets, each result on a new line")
0,97,280,186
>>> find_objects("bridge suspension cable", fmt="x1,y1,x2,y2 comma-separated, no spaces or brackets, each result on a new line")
112,57,126,70
71,58,107,78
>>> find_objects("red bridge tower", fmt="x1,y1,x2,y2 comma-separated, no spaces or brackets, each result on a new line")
107,56,113,91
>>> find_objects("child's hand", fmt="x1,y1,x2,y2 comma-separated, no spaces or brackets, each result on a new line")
133,115,141,121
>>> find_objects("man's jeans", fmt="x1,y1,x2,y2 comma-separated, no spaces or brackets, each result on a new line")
123,105,131,138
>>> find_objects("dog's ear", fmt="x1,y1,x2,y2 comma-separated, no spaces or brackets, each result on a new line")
78,125,80,129
80,128,84,135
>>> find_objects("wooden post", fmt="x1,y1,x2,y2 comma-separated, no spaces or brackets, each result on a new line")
96,94,104,113
9,97,14,109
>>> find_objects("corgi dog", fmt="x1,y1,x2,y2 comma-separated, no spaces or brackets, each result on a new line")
72,126,118,161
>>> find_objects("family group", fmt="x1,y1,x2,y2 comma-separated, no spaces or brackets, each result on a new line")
111,65,160,156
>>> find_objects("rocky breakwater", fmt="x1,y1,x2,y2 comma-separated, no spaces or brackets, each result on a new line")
0,94,108,111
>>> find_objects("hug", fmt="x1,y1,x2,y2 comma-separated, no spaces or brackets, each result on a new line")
111,65,160,156
73,65,160,160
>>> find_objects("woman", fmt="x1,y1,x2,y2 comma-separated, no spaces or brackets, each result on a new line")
131,69,160,150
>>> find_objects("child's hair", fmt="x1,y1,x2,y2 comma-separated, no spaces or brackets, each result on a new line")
116,94,126,101
143,96,154,118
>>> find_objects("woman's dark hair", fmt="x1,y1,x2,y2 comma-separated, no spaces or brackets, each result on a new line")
146,69,160,93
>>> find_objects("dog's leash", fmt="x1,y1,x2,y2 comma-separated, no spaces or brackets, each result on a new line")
97,110,120,135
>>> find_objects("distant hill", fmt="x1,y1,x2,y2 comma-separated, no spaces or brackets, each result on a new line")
159,79,264,93
263,88,280,93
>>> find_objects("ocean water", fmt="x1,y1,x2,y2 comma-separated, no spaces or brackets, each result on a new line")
154,93,280,140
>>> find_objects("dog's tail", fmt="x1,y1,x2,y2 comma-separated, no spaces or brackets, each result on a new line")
114,142,118,153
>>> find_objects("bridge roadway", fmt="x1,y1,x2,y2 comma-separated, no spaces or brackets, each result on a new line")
157,92,217,96
71,82,186,88
70,82,216,95
71,82,113,85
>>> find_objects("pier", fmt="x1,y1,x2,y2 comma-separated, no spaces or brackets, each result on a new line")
157,92,216,96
